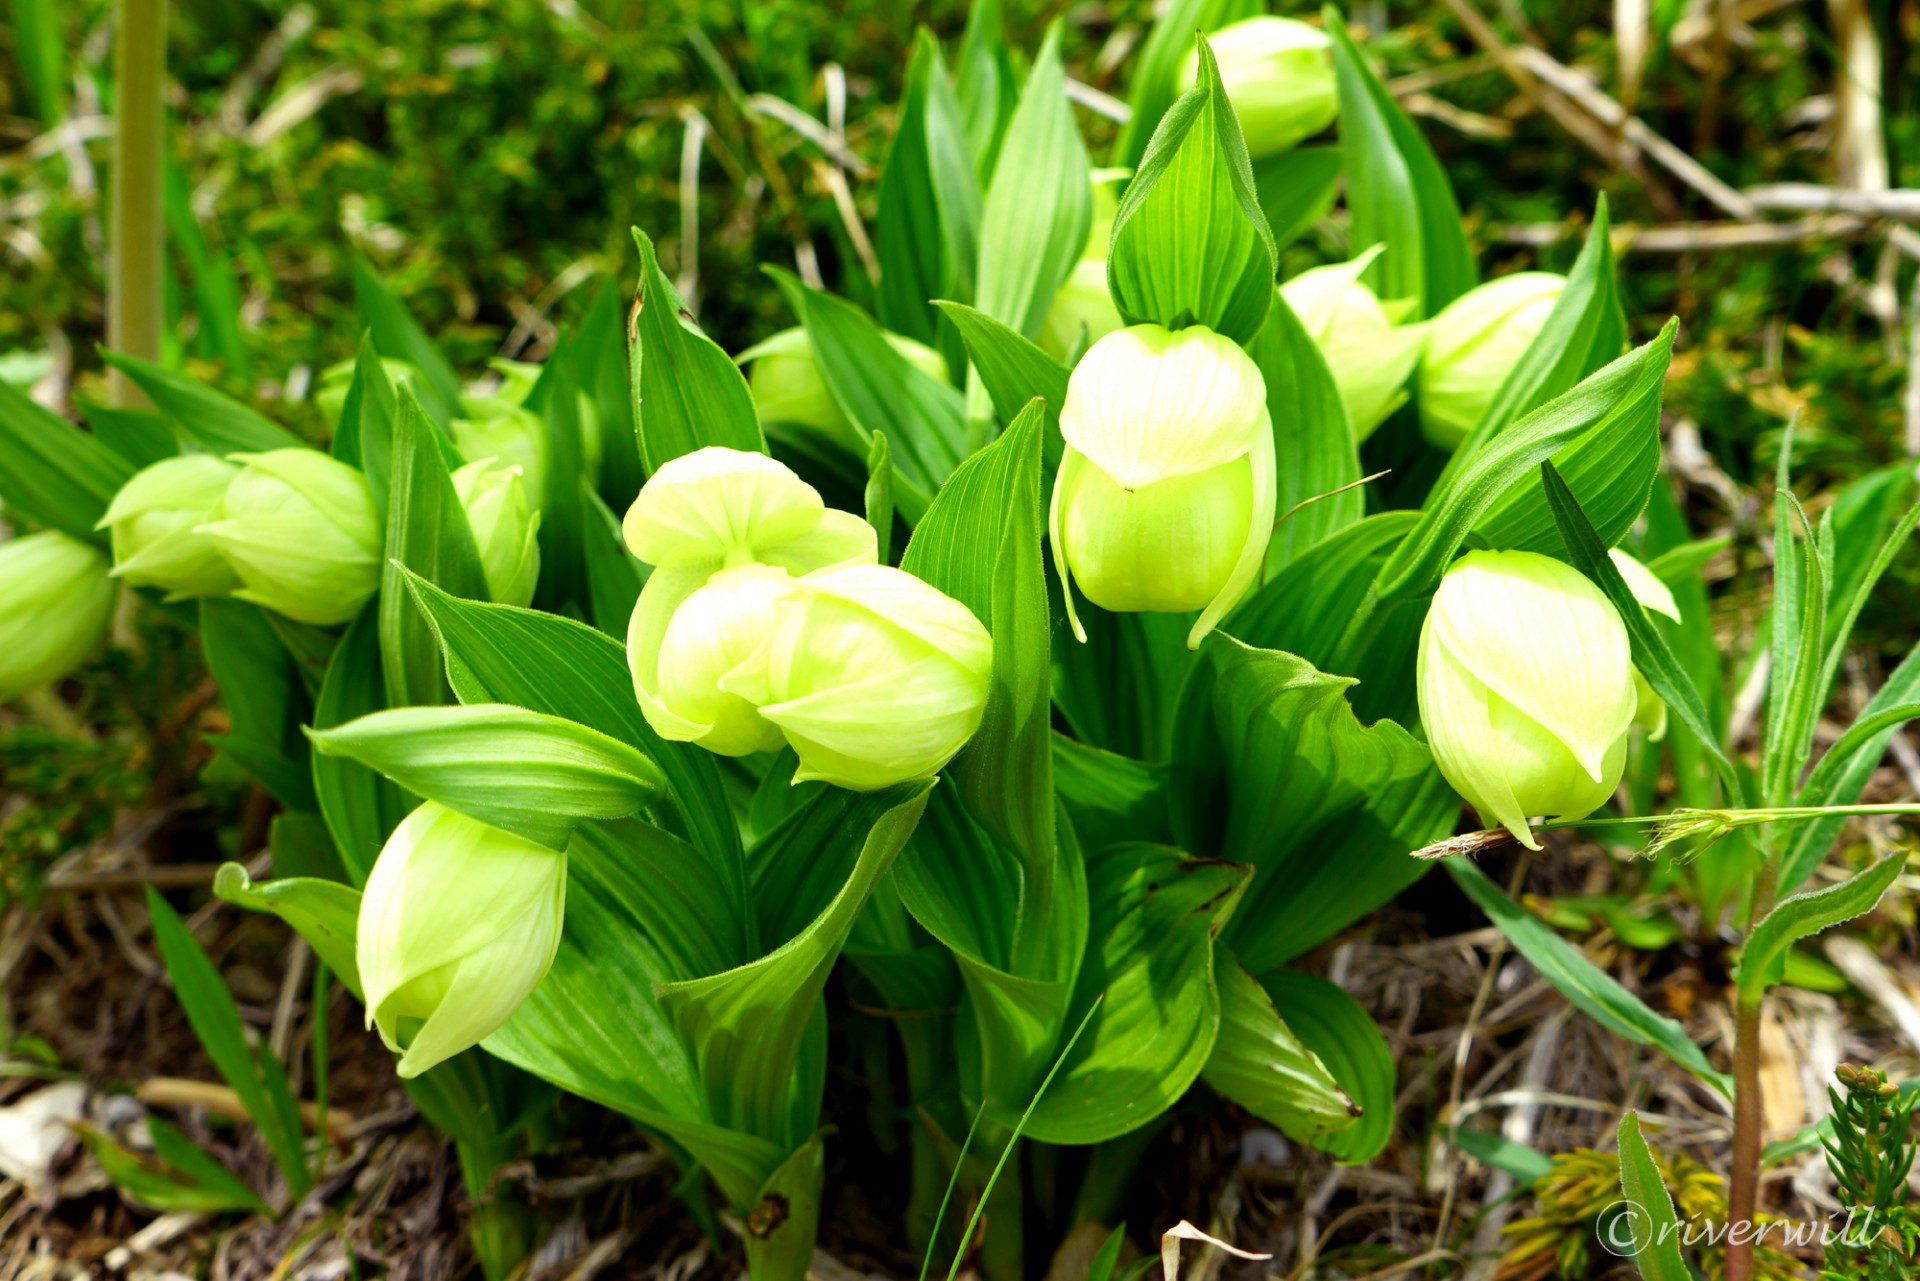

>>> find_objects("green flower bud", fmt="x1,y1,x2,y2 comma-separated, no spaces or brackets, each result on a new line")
1176,17,1337,159
1039,258,1126,362
0,531,116,702
358,801,566,1077
452,397,549,510
741,327,948,456
197,449,382,626
645,564,798,756
1610,549,1682,740
720,564,993,789
453,460,541,609
313,357,423,430
1050,324,1275,649
485,358,603,487
97,454,242,599
623,448,877,755
1418,272,1566,449
1418,550,1636,848
1279,251,1427,441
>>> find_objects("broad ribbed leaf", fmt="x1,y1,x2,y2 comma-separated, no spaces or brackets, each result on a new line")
352,256,463,427
1249,289,1360,569
1203,954,1358,1147
1378,320,1676,601
1022,843,1247,1144
308,703,665,850
1448,858,1731,1097
1108,38,1276,344
79,398,176,470
876,30,980,354
1052,734,1173,856
628,227,764,471
974,22,1091,341
770,270,966,521
1112,0,1262,168
935,301,1069,465
901,401,1053,889
1263,970,1397,1162
312,606,413,886
400,572,748,919
0,379,135,543
381,387,487,709
1325,7,1474,318
1173,638,1451,971
101,350,306,455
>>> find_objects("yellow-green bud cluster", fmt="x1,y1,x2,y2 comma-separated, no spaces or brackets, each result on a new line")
623,448,992,789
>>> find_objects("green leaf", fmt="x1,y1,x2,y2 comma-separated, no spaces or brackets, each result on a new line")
628,227,764,471
1783,640,1920,890
352,256,464,428
144,887,311,1195
577,278,648,506
381,386,488,709
308,703,666,850
400,572,749,915
1111,0,1262,168
78,397,176,470
1616,1112,1691,1281
741,1135,827,1281
1447,859,1731,1097
1325,6,1475,318
1052,734,1172,856
864,433,894,564
331,337,399,508
876,30,981,354
525,341,589,613
1378,320,1676,601
0,379,135,544
1247,289,1360,570
582,486,647,638
901,401,1053,890
311,606,412,886
1261,970,1398,1162
1173,637,1453,972
165,155,249,383
770,270,966,520
9,0,66,123
934,301,1069,465
76,1118,269,1215
1540,459,1744,804
660,785,930,1151
973,22,1092,341
1440,198,1625,471
1051,606,1197,762
1202,955,1357,1147
1230,510,1427,726
1453,1127,1554,1183
1253,145,1342,253
1107,37,1276,344
953,0,1019,179
1021,844,1247,1144
214,862,365,998
100,350,306,455
1736,851,1904,1001
1762,481,1828,807
198,597,316,811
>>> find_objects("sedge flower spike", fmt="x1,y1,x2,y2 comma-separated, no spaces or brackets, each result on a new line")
196,449,382,626
623,447,876,755
1279,251,1427,441
1175,17,1337,159
0,531,116,702
720,564,993,790
1609,548,1683,739
1417,550,1636,848
1050,324,1276,649
452,460,541,609
358,802,566,1078
97,454,242,599
1418,272,1566,449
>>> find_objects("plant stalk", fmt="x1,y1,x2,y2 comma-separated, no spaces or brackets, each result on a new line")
109,0,167,408
1725,850,1780,1281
